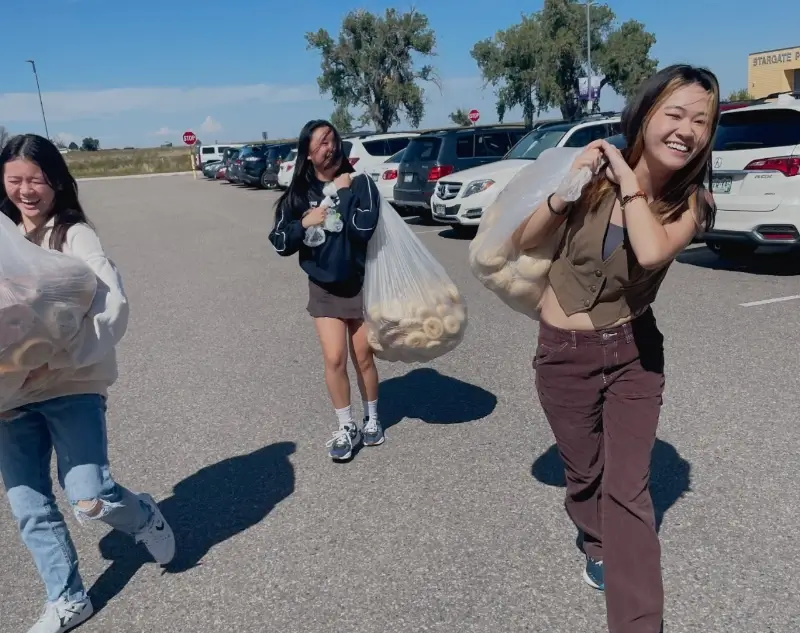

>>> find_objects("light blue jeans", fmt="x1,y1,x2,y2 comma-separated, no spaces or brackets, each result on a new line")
0,394,152,603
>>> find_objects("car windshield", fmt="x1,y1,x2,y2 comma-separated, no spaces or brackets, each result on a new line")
285,149,298,162
505,128,569,160
385,148,405,163
714,108,800,151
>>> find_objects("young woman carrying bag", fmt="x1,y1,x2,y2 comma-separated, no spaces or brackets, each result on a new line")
269,120,382,462
515,65,720,633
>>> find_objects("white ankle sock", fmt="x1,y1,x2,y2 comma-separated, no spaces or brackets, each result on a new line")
364,399,378,421
335,406,353,428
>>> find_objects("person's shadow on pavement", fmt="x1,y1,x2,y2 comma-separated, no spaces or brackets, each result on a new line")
378,367,498,430
531,438,691,535
89,441,296,611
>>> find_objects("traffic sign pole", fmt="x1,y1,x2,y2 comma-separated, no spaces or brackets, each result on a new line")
183,130,197,179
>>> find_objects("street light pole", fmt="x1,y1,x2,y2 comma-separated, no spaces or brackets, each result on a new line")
25,60,50,140
586,0,591,82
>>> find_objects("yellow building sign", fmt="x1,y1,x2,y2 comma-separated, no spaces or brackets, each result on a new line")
748,46,800,98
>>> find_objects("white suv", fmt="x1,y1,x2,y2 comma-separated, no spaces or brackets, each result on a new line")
342,132,418,174
429,116,621,229
705,94,800,257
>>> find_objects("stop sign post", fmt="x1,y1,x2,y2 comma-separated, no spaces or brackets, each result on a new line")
468,109,480,125
183,130,198,179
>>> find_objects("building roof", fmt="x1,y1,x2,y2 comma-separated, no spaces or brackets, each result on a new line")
748,45,800,56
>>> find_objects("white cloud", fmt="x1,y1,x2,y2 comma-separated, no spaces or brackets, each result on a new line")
0,82,322,123
199,116,222,134
53,132,79,145
152,126,177,137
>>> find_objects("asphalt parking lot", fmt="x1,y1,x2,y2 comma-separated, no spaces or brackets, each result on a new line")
1,173,798,633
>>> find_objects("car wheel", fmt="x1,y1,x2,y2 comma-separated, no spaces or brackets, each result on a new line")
706,240,757,259
260,172,274,189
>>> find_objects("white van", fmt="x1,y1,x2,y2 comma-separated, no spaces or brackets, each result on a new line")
196,143,244,168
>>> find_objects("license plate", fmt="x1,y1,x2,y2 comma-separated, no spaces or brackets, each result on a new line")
433,204,445,216
404,173,413,183
711,176,732,194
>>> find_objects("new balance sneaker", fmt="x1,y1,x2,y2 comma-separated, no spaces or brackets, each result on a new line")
134,493,176,565
582,556,604,591
326,424,361,461
362,416,385,447
27,597,93,633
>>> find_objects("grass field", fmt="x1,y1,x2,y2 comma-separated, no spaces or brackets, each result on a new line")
64,138,299,179
65,147,195,178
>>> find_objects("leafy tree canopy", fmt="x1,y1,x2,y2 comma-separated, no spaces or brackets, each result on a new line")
448,108,472,126
472,0,657,123
306,8,438,133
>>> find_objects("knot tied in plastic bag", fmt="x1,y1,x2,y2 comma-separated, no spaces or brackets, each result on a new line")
303,182,345,247
364,199,467,363
468,147,595,320
0,213,97,412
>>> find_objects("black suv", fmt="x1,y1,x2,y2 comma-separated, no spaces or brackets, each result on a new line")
393,124,529,215
241,142,296,189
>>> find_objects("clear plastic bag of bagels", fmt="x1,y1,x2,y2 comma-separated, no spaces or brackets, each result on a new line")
468,146,594,320
0,212,97,413
363,200,467,363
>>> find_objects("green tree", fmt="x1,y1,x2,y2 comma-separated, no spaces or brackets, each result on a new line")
471,14,544,126
448,108,473,126
81,137,100,151
472,0,657,122
306,8,438,133
331,104,354,133
68,141,79,150
727,89,753,102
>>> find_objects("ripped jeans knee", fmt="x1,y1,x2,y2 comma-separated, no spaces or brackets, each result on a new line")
64,465,149,534
71,497,126,526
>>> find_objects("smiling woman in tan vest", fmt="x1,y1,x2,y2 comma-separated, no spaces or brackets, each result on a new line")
514,65,720,633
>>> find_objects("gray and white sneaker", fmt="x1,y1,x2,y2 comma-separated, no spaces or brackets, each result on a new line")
326,424,361,461
134,493,176,565
362,416,385,446
27,597,93,633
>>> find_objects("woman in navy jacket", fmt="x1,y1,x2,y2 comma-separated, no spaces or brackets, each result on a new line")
269,120,382,461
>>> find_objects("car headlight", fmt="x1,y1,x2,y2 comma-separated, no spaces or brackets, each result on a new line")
462,179,495,198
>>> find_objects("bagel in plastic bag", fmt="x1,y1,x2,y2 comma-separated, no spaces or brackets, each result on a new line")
468,147,594,319
364,199,466,363
0,213,97,412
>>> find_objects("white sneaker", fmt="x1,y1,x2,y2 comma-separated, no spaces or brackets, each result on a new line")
134,493,176,565
27,597,93,633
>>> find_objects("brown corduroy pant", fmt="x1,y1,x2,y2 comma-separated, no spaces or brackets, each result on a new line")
534,308,666,633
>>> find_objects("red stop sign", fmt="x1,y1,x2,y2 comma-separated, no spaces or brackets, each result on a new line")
182,130,197,145
468,109,480,123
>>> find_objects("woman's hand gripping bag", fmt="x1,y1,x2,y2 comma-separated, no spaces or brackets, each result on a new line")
468,146,594,319
364,199,467,363
0,212,97,412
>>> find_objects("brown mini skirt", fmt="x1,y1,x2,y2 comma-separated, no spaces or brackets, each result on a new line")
306,279,365,321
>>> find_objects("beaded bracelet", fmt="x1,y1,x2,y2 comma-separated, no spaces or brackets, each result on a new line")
621,190,647,208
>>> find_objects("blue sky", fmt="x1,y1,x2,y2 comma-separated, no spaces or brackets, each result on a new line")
1,0,798,148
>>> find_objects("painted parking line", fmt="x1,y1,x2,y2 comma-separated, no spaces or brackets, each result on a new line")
740,294,800,307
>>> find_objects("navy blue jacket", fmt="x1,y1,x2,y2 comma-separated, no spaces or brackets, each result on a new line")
268,173,381,296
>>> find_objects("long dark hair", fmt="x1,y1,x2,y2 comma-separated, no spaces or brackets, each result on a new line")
582,64,720,231
0,134,93,251
274,119,354,218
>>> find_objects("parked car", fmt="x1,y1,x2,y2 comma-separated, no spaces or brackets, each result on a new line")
368,148,406,205
342,132,418,173
277,148,298,189
392,124,530,218
225,149,244,184
196,143,243,169
428,115,621,230
202,160,223,179
253,143,296,189
237,143,274,187
704,94,800,258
